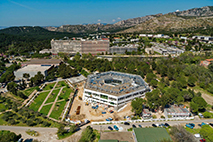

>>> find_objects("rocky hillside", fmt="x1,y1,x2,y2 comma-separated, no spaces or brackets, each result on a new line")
170,6,213,17
44,6,213,34
118,14,213,33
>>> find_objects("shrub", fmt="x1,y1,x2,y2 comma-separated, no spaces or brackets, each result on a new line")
203,112,212,118
152,115,157,119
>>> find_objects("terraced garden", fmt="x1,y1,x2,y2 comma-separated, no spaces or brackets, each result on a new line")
22,86,39,96
45,89,60,104
43,83,56,91
40,104,53,115
29,91,50,111
50,101,67,120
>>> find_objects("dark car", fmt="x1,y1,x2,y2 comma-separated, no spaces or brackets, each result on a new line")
152,124,157,127
209,123,213,127
138,124,142,128
108,126,113,130
124,122,130,125
165,123,170,127
132,124,137,128
161,123,166,127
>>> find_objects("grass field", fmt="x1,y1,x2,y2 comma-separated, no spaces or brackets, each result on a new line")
45,89,60,104
43,83,56,91
133,128,172,142
22,86,39,96
56,81,66,88
40,104,53,115
58,87,73,100
185,127,201,134
0,104,6,112
29,91,50,111
50,101,66,120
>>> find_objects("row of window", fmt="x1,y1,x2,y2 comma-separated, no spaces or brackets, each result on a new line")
84,91,117,101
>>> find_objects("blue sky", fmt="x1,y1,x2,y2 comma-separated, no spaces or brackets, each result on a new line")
0,0,213,26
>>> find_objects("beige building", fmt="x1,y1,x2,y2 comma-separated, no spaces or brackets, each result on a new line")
50,39,109,55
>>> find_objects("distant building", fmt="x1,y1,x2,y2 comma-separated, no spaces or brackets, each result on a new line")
14,65,54,81
21,59,62,67
142,109,152,119
50,39,109,55
164,105,190,119
200,59,213,67
110,44,138,54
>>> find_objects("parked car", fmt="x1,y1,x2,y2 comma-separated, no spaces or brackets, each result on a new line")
102,112,106,114
124,122,130,125
18,138,23,142
108,117,113,121
109,110,114,113
152,124,157,127
198,113,204,118
138,124,142,128
132,124,136,128
106,119,110,121
209,123,213,127
113,125,119,131
186,124,194,129
198,122,206,127
200,139,206,142
108,126,113,131
189,123,195,127
160,123,166,127
165,123,170,127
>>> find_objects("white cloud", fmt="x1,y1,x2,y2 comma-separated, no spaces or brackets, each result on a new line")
112,19,116,22
117,17,121,20
98,19,101,22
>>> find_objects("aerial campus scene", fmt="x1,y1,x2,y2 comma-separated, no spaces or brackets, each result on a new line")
1,0,213,142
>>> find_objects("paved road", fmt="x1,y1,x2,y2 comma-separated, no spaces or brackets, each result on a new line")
91,119,213,131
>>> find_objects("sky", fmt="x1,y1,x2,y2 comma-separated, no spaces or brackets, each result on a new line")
0,0,213,27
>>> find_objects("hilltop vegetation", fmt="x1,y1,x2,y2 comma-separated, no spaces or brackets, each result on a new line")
0,26,79,55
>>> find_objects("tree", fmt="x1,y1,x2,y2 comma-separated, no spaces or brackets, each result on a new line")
131,98,145,116
199,125,213,141
188,75,197,87
150,79,158,88
146,73,156,83
0,130,21,142
208,62,213,73
203,111,212,118
70,125,78,133
190,97,207,113
23,73,30,80
7,82,18,95
57,124,66,136
79,126,96,142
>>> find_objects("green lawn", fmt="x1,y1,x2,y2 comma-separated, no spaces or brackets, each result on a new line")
50,101,66,120
0,103,6,112
43,83,56,91
29,91,50,111
58,87,73,101
185,127,201,134
40,104,53,115
56,81,66,88
45,89,60,104
22,86,39,96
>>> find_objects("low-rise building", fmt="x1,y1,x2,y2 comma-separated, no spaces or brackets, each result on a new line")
164,106,190,119
142,109,152,119
200,59,213,67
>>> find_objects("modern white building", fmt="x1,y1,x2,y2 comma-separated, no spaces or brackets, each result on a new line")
83,71,150,110
164,106,191,119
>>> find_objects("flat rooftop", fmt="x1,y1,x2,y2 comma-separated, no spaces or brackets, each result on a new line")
22,59,62,65
165,106,190,114
15,65,52,72
84,71,149,97
133,128,172,142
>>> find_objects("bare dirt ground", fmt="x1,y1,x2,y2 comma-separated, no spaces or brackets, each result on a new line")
100,132,134,142
69,83,134,122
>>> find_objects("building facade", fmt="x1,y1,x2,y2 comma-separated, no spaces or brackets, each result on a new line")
83,71,150,110
51,39,109,55
164,106,190,119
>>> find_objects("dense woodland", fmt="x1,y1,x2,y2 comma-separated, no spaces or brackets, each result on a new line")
0,27,79,55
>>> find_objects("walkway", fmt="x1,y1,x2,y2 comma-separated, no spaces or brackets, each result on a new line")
47,87,65,117
38,82,58,112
